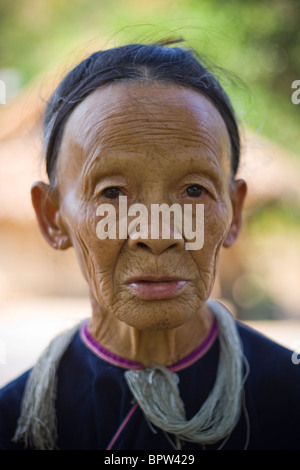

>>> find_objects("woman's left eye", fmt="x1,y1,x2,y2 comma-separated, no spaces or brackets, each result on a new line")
186,184,205,197
102,187,122,199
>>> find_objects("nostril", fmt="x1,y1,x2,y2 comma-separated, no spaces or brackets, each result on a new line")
137,242,149,249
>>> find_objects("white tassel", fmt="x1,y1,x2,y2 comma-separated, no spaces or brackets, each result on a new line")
125,301,246,447
13,324,80,450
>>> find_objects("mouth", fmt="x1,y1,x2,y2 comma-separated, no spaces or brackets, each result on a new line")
124,275,188,299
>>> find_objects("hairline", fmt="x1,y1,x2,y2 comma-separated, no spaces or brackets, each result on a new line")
50,77,236,186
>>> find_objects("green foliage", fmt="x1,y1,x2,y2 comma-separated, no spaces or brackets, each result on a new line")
247,201,300,234
0,0,299,157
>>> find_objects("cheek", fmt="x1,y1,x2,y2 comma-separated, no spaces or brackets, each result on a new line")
204,196,233,247
63,201,122,304
192,199,232,283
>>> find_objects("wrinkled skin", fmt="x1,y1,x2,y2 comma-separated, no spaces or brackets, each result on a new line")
32,83,247,366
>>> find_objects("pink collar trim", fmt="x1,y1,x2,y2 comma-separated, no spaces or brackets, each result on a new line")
80,320,218,372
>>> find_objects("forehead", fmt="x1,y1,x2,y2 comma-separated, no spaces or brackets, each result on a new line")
57,82,231,182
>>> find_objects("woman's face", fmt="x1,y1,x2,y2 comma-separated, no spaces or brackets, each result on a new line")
50,82,244,331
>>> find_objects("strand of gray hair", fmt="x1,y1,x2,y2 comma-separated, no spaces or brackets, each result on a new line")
12,324,80,450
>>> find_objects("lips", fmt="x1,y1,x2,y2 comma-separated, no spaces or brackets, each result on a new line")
125,275,188,299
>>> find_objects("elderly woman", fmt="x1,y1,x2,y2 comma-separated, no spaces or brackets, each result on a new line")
0,42,299,451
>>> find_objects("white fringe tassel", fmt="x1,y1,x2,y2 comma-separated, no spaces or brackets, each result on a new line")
13,324,80,450
125,300,245,448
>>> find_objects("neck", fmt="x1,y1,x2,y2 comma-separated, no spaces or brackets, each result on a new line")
88,297,214,367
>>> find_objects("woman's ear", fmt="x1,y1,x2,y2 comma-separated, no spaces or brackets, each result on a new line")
31,181,72,250
223,179,247,248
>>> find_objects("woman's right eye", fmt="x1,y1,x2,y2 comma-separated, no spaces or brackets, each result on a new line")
102,187,122,199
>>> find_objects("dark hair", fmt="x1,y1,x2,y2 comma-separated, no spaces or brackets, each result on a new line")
44,42,240,184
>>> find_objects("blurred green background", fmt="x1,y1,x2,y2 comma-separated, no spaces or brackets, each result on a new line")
1,0,299,155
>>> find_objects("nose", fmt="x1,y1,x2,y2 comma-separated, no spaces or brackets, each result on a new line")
127,223,185,255
128,235,185,255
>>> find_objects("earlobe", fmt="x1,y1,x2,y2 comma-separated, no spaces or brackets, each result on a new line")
223,179,247,248
31,181,72,250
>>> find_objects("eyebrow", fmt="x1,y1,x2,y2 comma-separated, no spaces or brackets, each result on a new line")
79,151,135,197
79,145,228,202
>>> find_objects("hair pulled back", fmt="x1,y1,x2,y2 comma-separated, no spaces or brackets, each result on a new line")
44,42,240,183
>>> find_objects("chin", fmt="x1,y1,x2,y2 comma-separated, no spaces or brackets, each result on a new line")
115,300,197,331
